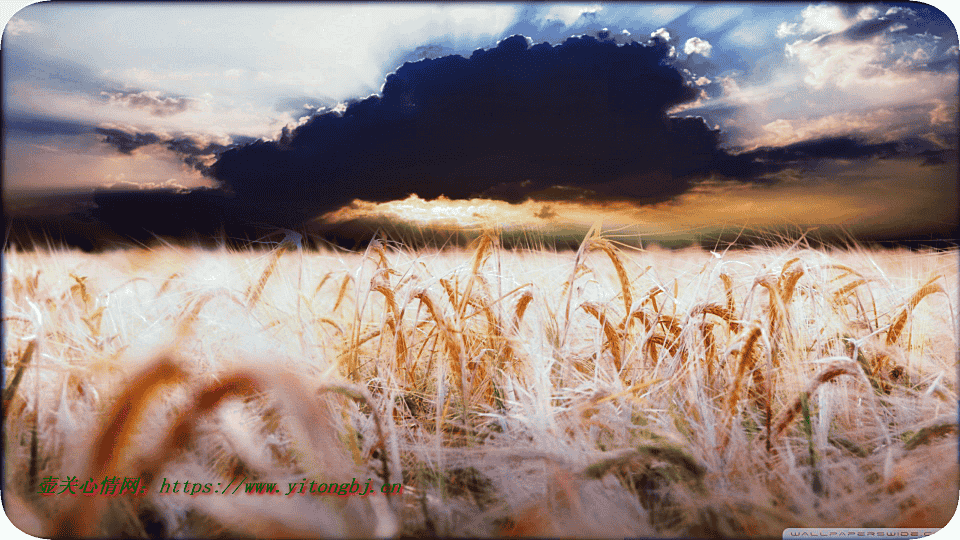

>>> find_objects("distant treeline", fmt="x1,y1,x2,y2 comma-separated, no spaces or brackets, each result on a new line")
4,188,957,252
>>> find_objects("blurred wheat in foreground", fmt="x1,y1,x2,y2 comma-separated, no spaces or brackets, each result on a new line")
3,232,958,538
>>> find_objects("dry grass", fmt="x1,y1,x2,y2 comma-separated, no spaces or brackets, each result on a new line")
2,233,958,538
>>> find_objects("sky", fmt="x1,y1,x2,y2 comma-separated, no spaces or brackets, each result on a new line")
2,2,958,243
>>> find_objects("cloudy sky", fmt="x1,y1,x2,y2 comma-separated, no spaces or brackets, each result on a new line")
3,2,958,241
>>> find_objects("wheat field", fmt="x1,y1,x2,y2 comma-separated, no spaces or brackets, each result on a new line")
3,230,958,537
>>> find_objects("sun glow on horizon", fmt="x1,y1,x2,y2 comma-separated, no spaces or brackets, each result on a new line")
320,161,957,241
326,194,546,229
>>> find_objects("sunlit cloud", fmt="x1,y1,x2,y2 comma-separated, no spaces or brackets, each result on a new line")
749,107,940,148
6,17,38,36
795,4,850,35
102,177,189,192
678,4,958,151
929,99,957,125
102,90,195,117
650,27,671,41
684,37,712,57
856,6,880,21
327,154,957,242
885,7,917,18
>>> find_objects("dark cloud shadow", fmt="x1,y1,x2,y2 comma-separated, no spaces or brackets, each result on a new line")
209,34,709,224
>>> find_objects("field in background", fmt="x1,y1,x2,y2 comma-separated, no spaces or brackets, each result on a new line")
3,231,958,537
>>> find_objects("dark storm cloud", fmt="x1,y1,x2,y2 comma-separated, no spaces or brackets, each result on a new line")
210,34,710,224
896,137,958,165
95,127,239,173
706,137,911,180
923,54,960,72
95,127,162,154
742,137,899,163
165,136,237,173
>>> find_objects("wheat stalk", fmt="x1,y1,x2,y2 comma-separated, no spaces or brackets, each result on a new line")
332,273,353,313
154,272,182,297
456,231,494,320
414,289,468,407
720,326,764,450
766,360,861,445
720,273,735,315
2,340,36,420
588,237,633,317
371,282,410,383
689,302,739,333
312,271,333,298
779,267,804,304
581,301,624,372
245,245,287,308
885,275,946,347
561,222,602,348
513,289,534,332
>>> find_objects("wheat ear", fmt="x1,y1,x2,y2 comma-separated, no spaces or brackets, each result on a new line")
246,245,287,308
589,237,633,317
581,302,624,372
886,275,946,347
724,328,763,424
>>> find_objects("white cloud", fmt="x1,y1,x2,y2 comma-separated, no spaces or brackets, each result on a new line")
668,88,710,114
105,178,190,191
754,110,903,147
684,37,712,57
797,4,850,35
777,22,799,38
885,7,917,17
680,7,957,152
650,27,670,41
6,17,38,36
694,76,712,86
774,4,855,40
889,23,907,33
784,30,948,91
929,100,957,125
857,6,880,21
